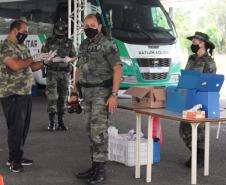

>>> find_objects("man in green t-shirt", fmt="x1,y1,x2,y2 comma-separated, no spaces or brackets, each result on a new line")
0,19,44,173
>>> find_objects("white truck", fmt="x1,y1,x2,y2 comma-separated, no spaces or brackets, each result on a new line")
0,0,181,88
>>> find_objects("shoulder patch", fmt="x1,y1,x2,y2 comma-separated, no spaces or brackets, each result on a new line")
112,43,119,53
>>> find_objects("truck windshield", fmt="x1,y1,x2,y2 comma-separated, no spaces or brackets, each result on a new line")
101,0,176,44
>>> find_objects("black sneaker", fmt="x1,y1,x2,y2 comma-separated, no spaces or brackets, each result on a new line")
9,162,24,173
6,160,11,167
21,158,33,166
56,125,68,131
6,158,33,167
76,167,96,179
48,124,56,131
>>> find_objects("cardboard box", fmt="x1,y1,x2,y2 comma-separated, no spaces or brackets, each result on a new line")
166,86,195,113
178,70,224,92
124,86,165,108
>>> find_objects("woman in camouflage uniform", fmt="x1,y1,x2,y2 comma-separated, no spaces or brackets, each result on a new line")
180,32,216,168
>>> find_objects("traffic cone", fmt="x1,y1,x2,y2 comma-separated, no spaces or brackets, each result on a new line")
0,175,4,185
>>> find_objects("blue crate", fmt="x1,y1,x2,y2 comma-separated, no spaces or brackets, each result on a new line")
178,70,200,89
193,91,220,118
178,70,224,92
166,86,220,117
153,138,160,163
166,86,195,113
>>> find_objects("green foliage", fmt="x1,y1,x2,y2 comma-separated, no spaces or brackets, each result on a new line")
173,9,191,49
205,26,222,50
173,0,226,53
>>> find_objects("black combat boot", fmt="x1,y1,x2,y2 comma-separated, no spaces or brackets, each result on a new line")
87,162,105,185
56,113,68,131
76,162,97,179
48,113,56,131
185,149,204,168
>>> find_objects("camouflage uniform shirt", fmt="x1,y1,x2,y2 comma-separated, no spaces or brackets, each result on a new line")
0,39,32,97
179,52,216,150
76,32,122,83
42,36,76,69
185,52,216,73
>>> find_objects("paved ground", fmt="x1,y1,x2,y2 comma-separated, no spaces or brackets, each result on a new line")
1,92,226,185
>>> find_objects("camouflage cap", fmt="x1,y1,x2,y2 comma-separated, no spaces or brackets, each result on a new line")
54,19,67,34
19,16,28,23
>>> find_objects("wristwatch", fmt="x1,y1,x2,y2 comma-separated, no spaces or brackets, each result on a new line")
111,92,118,97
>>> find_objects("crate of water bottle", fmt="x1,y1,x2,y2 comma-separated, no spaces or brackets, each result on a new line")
108,126,160,167
108,133,148,166
124,135,148,166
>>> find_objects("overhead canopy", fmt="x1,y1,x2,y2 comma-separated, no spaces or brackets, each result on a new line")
0,0,193,23
0,0,67,23
0,0,28,2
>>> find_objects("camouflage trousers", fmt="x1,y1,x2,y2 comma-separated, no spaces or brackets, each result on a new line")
179,121,205,150
82,86,111,163
46,70,70,114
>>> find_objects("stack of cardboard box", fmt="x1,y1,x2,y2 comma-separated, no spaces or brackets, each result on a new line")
124,86,166,108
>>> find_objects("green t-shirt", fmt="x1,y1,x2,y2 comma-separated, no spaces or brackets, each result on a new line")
0,39,33,97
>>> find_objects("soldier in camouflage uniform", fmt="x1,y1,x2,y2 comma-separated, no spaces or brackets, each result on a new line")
41,19,76,131
69,14,122,185
179,32,216,168
0,20,44,172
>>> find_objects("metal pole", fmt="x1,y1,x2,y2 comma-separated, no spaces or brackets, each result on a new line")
74,0,77,48
78,0,82,45
84,0,87,17
68,0,72,38
191,123,199,184
135,113,141,179
146,115,153,183
204,122,210,176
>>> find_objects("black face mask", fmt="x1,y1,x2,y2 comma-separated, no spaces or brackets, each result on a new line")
55,34,65,39
84,28,99,39
191,44,200,53
16,32,28,44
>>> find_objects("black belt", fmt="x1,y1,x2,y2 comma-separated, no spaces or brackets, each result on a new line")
48,65,71,72
79,79,113,88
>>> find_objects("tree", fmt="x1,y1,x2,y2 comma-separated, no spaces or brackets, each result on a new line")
173,0,226,53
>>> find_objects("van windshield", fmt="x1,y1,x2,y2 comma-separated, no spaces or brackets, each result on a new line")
101,0,176,44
